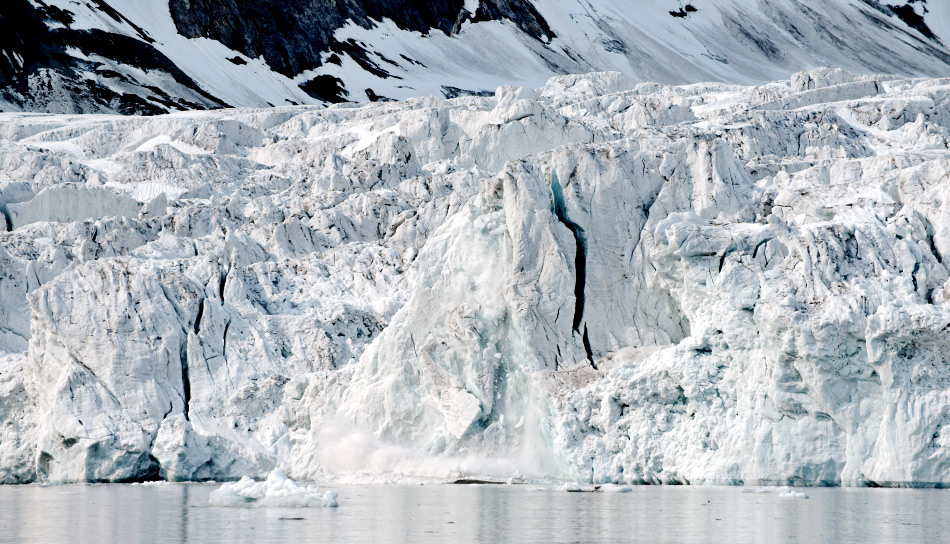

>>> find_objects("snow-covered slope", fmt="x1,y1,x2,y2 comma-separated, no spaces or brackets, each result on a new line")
2,0,950,114
3,68,950,486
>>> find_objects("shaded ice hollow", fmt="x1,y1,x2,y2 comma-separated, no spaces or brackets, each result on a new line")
2,69,950,486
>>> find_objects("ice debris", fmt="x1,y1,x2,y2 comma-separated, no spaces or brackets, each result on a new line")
778,488,809,500
558,482,597,492
743,486,809,499
208,469,339,507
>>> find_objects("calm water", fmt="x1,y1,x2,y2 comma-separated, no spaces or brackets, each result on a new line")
0,483,948,543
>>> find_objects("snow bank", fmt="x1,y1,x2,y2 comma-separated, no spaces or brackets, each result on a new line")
209,469,338,507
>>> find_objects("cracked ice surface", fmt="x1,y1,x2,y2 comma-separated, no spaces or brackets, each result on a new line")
3,69,950,486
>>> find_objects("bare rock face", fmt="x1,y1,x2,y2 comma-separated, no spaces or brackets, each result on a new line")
2,69,950,486
166,0,553,78
0,0,226,114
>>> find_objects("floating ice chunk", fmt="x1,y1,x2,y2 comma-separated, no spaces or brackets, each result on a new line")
600,484,634,493
208,468,339,507
742,486,808,499
778,488,809,499
741,486,785,494
558,482,597,492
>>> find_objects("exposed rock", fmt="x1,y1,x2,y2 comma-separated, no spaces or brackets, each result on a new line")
2,1,950,113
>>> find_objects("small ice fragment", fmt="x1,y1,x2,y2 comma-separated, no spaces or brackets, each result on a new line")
208,468,339,507
742,485,808,498
558,482,596,492
778,487,809,499
601,484,633,493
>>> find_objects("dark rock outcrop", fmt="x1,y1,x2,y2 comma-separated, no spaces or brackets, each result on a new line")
0,0,225,114
167,0,553,77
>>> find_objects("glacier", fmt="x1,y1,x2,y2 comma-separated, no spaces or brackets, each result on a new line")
2,68,950,486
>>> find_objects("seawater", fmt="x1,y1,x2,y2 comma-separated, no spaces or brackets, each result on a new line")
0,483,947,543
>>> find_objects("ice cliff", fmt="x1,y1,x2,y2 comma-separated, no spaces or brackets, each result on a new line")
3,68,950,486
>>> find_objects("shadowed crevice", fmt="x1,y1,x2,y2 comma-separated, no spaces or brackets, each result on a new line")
551,172,594,365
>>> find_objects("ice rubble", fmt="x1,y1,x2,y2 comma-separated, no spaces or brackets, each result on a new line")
743,486,809,499
2,69,950,486
208,468,338,507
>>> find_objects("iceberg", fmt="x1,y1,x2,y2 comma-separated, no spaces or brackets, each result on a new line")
208,469,338,507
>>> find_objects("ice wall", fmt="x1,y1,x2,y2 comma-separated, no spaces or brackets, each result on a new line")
2,69,950,485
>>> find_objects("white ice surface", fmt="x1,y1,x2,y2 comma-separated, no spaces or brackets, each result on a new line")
2,69,950,487
208,468,338,507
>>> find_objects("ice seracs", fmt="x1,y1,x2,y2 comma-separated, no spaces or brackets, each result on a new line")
2,69,950,487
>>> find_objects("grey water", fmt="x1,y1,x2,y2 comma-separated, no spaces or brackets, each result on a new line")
0,483,948,543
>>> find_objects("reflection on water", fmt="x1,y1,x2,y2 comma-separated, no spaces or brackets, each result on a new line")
0,482,947,543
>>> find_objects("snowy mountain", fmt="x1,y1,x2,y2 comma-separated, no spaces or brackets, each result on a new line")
2,0,950,113
3,67,950,485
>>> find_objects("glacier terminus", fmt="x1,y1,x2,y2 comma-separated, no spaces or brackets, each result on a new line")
2,67,950,487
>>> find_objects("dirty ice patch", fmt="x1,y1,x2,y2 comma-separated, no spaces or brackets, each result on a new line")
208,468,339,507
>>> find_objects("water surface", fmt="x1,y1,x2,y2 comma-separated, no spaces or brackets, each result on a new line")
0,483,947,543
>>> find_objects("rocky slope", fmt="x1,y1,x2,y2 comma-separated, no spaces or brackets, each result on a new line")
2,0,950,113
2,68,950,485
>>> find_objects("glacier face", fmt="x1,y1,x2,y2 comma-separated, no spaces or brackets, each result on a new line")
2,69,950,485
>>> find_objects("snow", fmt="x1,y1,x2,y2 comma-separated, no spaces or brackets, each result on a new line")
2,68,950,487
208,468,338,507
12,0,950,112
463,0,479,15
926,2,950,46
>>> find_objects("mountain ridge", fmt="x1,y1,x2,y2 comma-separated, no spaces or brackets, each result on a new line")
1,0,949,114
